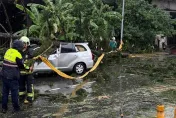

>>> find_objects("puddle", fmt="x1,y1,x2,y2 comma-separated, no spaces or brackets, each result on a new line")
34,76,96,95
34,76,74,94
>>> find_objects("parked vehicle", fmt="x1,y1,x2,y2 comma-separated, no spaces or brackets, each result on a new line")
33,42,94,75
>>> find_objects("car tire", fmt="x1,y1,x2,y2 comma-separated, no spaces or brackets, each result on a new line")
74,63,86,75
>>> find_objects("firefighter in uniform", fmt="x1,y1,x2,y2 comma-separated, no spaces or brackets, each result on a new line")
19,36,35,104
1,40,26,113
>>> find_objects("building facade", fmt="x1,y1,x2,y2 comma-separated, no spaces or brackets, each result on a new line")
152,0,176,11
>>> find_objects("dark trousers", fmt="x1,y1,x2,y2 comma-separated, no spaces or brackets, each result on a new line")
19,74,34,102
2,78,20,111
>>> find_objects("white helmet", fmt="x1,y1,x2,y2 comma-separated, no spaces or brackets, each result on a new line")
20,36,30,46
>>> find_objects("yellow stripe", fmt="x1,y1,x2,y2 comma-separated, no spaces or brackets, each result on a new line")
27,93,33,97
26,84,34,100
24,64,30,69
40,57,74,79
118,40,123,50
39,54,104,79
32,84,34,100
19,92,26,95
89,54,104,72
20,71,32,74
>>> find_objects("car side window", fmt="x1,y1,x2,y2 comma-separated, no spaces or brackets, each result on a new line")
61,43,76,53
75,45,87,52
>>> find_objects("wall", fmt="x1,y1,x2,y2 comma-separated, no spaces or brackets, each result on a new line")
152,0,176,10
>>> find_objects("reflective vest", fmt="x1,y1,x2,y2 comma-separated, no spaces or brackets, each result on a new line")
3,48,22,67
20,47,34,74
20,60,32,74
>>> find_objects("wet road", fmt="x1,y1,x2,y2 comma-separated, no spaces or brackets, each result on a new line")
1,53,176,118
34,74,95,95
34,74,74,95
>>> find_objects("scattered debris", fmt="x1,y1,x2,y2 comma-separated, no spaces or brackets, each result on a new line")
98,96,110,100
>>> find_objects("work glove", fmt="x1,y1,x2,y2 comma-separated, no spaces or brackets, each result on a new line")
33,56,42,63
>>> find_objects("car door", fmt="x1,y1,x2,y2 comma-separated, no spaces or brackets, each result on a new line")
75,44,90,58
48,48,60,67
57,43,78,70
33,48,60,72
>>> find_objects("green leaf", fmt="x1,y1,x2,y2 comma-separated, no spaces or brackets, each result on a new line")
90,20,98,29
16,4,36,23
88,0,93,4
14,29,27,36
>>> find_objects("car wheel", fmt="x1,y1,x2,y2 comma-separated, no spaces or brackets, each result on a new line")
74,63,86,75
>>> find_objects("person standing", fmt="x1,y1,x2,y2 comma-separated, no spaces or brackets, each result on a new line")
109,37,117,51
1,40,25,113
19,36,35,104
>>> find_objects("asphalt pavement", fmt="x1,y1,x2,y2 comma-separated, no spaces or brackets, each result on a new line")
34,74,74,95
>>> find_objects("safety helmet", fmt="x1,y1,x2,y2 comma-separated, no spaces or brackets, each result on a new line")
12,40,24,52
112,37,116,41
20,36,30,46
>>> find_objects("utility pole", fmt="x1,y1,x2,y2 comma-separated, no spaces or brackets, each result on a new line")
120,0,125,43
119,0,125,50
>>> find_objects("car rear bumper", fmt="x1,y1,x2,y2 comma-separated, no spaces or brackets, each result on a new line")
86,60,94,69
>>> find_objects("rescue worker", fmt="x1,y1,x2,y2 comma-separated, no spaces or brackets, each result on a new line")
19,36,35,104
1,40,26,113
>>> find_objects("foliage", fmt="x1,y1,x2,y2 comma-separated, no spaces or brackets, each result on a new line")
15,0,75,40
117,0,176,52
14,0,176,53
71,0,121,42
0,48,7,61
15,0,121,42
144,0,153,4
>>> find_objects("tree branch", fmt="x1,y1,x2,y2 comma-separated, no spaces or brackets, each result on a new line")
0,0,13,47
20,0,30,36
0,32,20,38
0,23,8,33
41,42,54,56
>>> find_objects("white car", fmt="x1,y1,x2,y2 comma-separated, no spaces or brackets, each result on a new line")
33,42,94,75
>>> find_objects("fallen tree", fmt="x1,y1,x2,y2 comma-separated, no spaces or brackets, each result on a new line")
0,32,19,39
